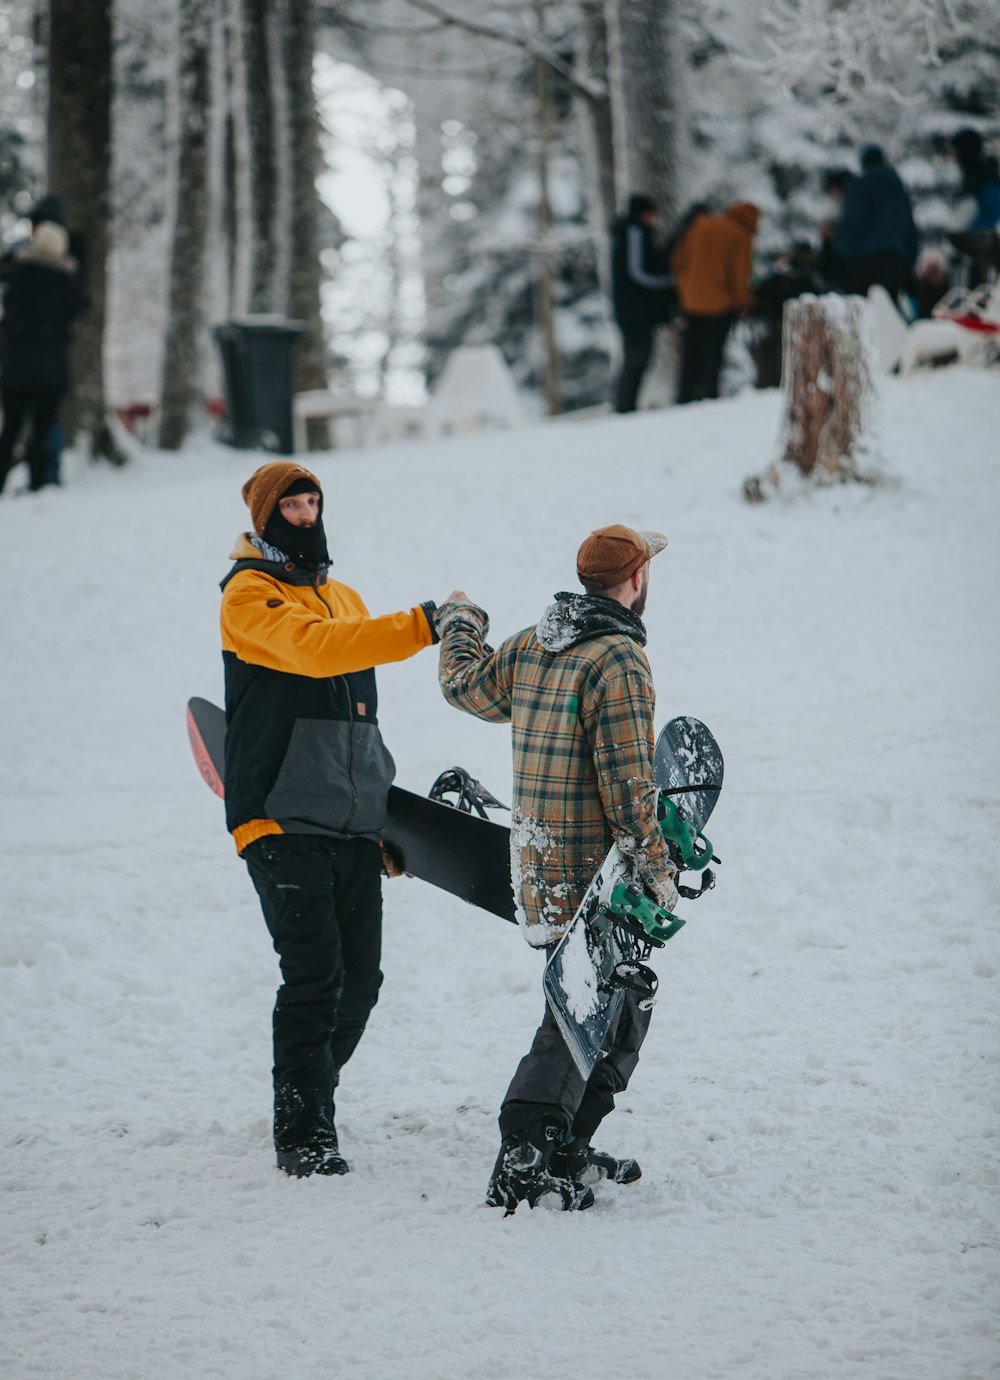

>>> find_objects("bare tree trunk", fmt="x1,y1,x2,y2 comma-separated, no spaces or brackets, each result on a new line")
378,131,409,403
269,0,292,317
534,7,562,418
222,108,239,313
284,0,328,395
575,0,616,302
605,0,686,224
159,0,215,451
605,0,687,407
243,0,280,314
223,0,252,316
744,294,880,502
47,0,124,462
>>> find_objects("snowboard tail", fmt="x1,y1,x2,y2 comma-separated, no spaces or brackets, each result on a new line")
186,697,226,799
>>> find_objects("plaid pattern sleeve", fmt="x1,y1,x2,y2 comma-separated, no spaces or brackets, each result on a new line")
584,655,677,906
437,602,514,724
440,608,673,945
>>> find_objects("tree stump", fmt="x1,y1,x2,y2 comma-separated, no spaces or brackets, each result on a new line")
744,293,879,502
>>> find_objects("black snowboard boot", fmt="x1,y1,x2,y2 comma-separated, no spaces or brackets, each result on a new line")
276,1128,349,1178
549,1140,642,1187
485,1117,595,1215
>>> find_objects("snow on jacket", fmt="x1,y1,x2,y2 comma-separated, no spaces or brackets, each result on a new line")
437,592,676,947
0,225,85,394
611,214,674,331
671,202,759,317
220,533,437,853
834,165,919,266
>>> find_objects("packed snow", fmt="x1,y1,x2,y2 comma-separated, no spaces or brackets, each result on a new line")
2,370,998,1380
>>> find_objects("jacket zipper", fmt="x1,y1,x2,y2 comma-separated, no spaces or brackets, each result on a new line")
314,573,358,827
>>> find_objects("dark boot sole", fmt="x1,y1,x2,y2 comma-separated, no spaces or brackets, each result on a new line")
276,1150,350,1178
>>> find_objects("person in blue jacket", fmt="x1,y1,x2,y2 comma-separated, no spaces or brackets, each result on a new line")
946,128,1000,286
833,145,919,300
950,128,1000,232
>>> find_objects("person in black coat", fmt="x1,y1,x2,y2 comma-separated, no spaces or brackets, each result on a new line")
0,219,85,494
949,128,1000,232
610,194,674,413
833,145,919,299
947,128,1000,287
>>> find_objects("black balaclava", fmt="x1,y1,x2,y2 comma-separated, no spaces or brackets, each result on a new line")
263,476,331,572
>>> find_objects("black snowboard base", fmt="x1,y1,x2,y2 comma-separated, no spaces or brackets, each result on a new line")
186,697,516,923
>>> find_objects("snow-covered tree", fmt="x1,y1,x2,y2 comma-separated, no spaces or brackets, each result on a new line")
48,0,124,462
159,0,215,450
573,0,616,298
0,3,40,240
605,0,687,221
242,0,282,313
323,0,615,410
285,0,330,395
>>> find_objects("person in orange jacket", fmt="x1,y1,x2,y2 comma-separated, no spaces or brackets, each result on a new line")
671,201,760,404
221,460,443,1177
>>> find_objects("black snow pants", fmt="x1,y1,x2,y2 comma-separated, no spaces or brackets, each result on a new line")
0,388,61,493
244,834,384,1151
677,312,734,404
845,255,909,300
499,972,653,1145
614,327,654,414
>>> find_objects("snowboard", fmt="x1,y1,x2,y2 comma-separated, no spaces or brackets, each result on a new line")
186,697,517,923
543,717,723,1080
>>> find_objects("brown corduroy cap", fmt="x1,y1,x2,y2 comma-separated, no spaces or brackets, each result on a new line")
577,524,668,590
241,461,323,536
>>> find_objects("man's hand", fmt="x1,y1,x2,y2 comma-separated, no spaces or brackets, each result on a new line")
380,839,409,878
656,870,680,914
434,592,485,641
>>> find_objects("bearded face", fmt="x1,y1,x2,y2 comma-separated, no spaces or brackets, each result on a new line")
631,564,650,619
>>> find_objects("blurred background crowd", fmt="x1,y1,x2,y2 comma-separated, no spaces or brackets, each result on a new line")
0,0,997,489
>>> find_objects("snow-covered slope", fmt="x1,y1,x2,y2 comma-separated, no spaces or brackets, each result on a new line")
1,371,997,1380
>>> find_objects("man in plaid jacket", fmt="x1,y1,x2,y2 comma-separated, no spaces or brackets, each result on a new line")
437,524,678,1212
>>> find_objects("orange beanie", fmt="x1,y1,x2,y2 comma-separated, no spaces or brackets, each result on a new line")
241,461,323,536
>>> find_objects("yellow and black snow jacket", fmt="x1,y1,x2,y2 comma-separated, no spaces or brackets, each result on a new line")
220,534,437,853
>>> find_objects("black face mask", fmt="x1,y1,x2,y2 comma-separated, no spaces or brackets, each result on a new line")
263,509,331,572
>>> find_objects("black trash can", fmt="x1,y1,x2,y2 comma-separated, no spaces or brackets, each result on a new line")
213,316,304,454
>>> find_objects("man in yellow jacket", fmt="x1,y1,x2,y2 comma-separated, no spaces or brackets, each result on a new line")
221,460,441,1177
672,201,760,404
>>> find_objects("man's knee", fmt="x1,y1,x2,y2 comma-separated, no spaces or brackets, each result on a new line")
338,966,383,1023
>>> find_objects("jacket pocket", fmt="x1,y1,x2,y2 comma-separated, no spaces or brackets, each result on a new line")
346,721,397,832
264,719,396,835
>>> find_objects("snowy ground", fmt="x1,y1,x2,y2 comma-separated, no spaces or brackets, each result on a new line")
1,370,998,1380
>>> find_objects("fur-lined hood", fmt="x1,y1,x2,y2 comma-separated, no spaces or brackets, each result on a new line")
15,222,77,274
535,591,647,652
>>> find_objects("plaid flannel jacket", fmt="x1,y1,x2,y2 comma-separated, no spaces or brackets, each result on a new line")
438,597,676,946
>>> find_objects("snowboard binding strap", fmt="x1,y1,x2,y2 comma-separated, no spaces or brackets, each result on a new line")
608,881,686,944
657,793,718,873
429,766,509,818
610,958,659,1011
678,867,716,901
